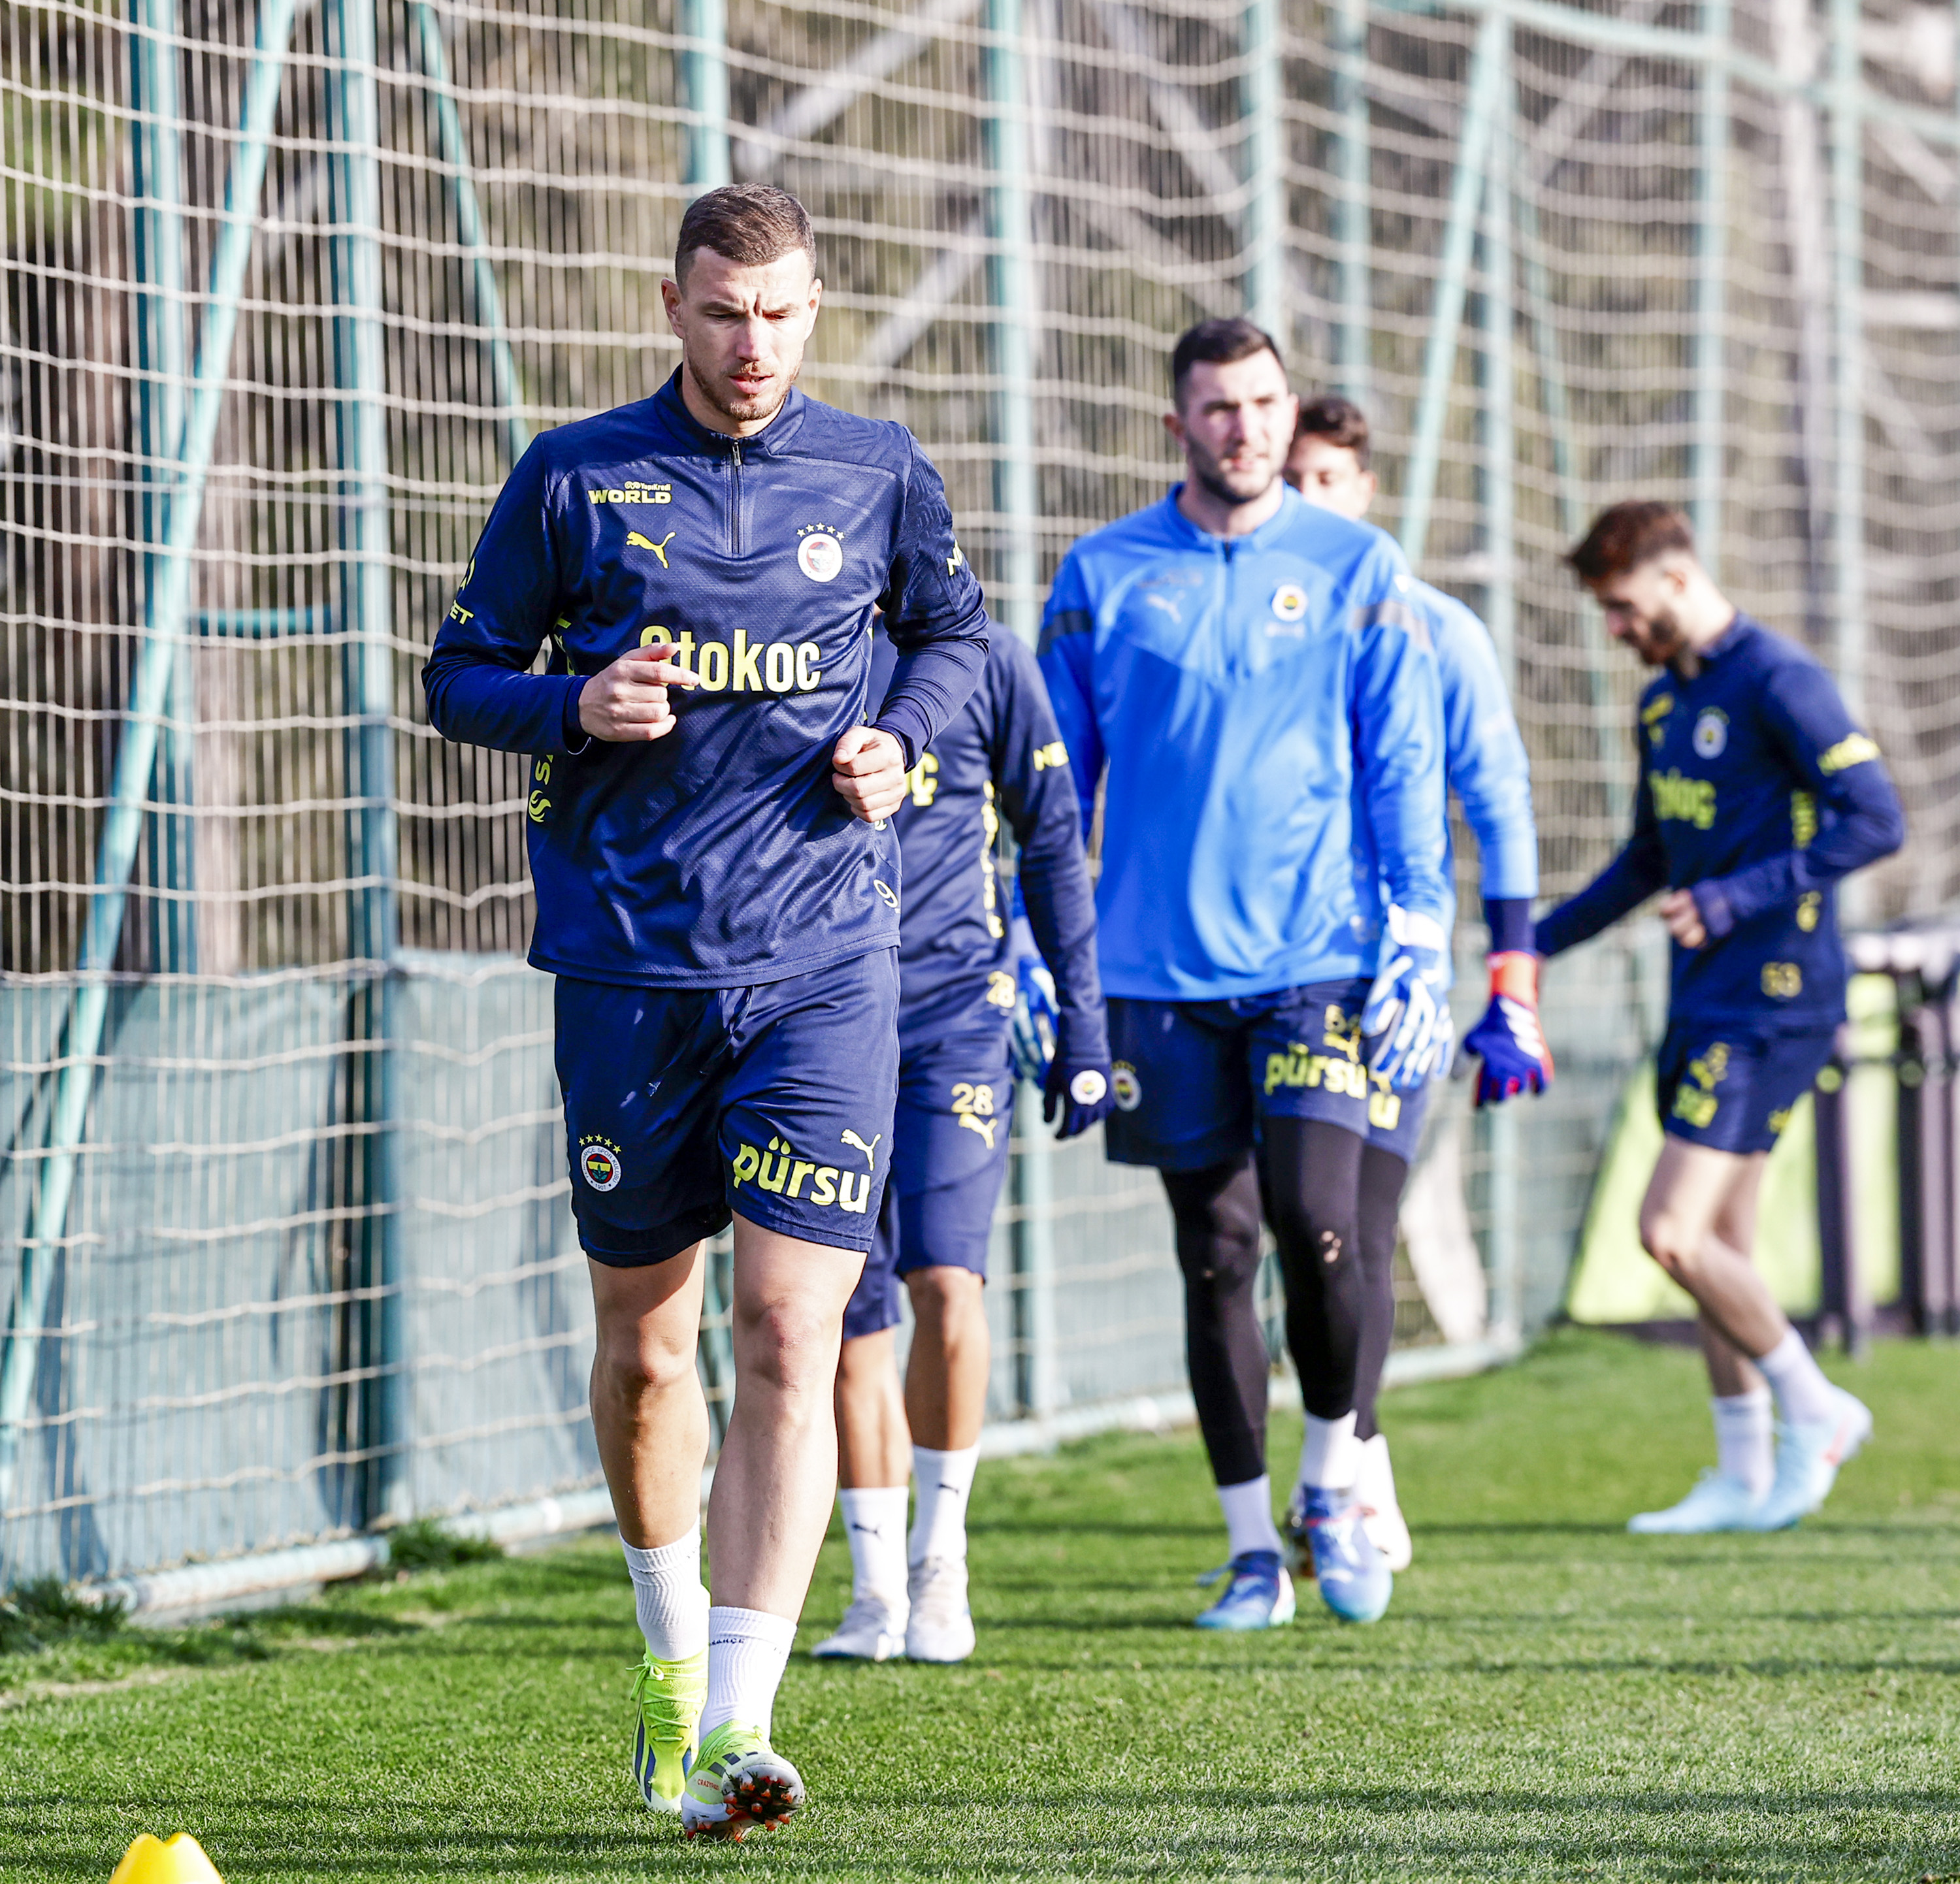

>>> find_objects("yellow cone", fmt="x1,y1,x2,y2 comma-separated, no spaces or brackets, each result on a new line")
108,1832,223,1884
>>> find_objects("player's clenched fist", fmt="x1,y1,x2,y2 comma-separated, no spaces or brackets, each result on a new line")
578,643,698,742
830,725,907,823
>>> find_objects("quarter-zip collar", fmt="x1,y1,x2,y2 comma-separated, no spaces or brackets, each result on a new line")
1157,479,1305,555
651,367,808,458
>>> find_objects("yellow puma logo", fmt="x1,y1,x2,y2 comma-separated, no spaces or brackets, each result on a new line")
627,530,676,568
840,1130,881,1169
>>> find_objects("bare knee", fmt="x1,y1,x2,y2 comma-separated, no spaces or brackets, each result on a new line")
736,1296,838,1400
594,1314,696,1401
1639,1210,1702,1286
906,1265,983,1334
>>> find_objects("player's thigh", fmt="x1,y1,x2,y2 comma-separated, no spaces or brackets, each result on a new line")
1247,979,1374,1139
1641,1135,1754,1257
555,976,731,1265
1106,996,1255,1170
587,1244,708,1384
719,949,902,1256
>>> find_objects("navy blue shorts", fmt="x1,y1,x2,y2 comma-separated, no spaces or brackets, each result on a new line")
554,950,900,1265
841,1024,1015,1341
1367,1073,1431,1163
1106,982,1413,1170
1655,1018,1836,1156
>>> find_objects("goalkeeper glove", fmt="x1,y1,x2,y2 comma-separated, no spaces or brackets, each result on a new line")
1009,954,1059,1084
1362,905,1454,1092
1043,1014,1115,1141
1462,950,1554,1106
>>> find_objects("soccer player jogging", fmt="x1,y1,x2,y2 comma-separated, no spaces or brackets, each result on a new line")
1284,396,1550,1570
1538,502,1904,1533
809,627,1111,1665
1041,319,1452,1630
421,186,988,1837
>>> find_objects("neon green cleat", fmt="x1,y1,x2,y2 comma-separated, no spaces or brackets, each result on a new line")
629,1648,706,1815
681,1721,806,1841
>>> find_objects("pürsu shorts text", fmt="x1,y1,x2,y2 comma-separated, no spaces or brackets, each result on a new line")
1105,981,1410,1171
1655,1018,1836,1157
555,950,901,1264
843,1021,1015,1340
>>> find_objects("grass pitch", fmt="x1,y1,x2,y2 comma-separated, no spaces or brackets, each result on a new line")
4,1329,1957,1881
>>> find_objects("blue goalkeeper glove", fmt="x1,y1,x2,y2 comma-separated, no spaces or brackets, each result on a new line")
1462,951,1555,1106
1009,955,1059,1084
1362,905,1454,1092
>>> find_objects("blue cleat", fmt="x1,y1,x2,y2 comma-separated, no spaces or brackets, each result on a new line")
1743,1389,1873,1531
1194,1549,1296,1631
1627,1470,1765,1533
1289,1487,1393,1623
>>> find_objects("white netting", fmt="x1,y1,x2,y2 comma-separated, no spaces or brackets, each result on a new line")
3,0,1953,1581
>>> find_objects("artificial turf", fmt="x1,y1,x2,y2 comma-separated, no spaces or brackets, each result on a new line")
3,1329,1957,1881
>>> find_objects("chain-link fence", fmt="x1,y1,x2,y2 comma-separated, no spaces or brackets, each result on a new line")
4,0,1952,1587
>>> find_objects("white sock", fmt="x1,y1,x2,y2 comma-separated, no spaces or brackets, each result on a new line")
1299,1411,1362,1493
1754,1327,1838,1427
839,1486,910,1610
908,1443,980,1567
1710,1390,1774,1496
1215,1474,1284,1558
702,1605,798,1742
622,1527,709,1662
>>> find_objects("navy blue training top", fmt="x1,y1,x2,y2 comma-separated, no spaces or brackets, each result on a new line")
869,629,1106,1058
1535,615,1905,1028
422,373,990,988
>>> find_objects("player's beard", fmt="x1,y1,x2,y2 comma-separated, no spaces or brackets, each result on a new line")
1628,606,1692,666
686,349,802,429
1184,432,1281,512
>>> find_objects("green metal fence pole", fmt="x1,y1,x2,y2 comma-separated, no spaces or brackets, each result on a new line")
682,0,732,193
131,0,195,972
1241,0,1284,342
0,0,304,1510
987,0,1053,1420
986,0,1037,639
1398,5,1505,568
1334,0,1371,396
328,0,405,1521
1691,0,1731,575
1480,40,1521,1344
1829,0,1865,725
410,2,531,468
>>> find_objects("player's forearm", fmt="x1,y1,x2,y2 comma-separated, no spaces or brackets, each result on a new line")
423,648,584,755
1459,777,1540,909
1017,827,1109,1062
872,608,988,767
1533,843,1668,957
1693,779,1906,937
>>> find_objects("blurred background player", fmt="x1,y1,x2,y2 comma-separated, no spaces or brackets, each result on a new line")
1284,396,1550,1571
1041,319,1450,1630
423,186,987,1837
810,625,1111,1666
1537,502,1904,1533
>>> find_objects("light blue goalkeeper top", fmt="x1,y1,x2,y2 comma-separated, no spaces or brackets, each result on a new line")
1417,577,1539,971
1038,484,1448,1002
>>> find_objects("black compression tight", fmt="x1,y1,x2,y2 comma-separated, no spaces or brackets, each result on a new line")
1162,1160,1269,1488
1352,1143,1412,1442
1257,1118,1368,1421
1164,1120,1415,1487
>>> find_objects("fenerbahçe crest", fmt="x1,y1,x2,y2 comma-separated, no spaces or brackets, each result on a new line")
579,1135,625,1192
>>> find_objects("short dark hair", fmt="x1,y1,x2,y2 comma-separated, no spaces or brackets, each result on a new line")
1170,317,1285,406
674,184,816,287
1567,501,1698,582
1294,393,1371,470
